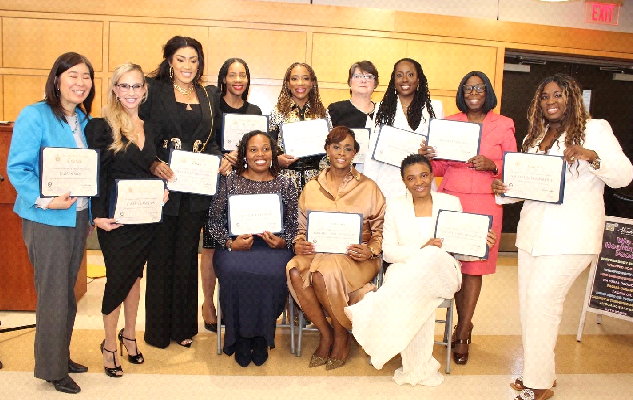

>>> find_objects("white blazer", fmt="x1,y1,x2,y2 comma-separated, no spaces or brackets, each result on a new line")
514,119,633,256
383,191,462,264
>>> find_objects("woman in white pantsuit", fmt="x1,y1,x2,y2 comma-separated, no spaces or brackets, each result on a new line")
345,154,495,386
493,74,633,400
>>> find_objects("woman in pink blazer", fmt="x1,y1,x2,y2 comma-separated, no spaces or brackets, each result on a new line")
420,71,516,365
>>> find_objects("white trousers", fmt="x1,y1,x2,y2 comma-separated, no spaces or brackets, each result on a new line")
517,249,594,389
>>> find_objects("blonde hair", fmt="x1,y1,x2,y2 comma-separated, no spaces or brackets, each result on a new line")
103,63,148,153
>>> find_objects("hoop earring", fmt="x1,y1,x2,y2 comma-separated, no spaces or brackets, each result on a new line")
169,66,174,80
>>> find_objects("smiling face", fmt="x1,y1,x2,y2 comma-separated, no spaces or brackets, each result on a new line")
223,61,248,98
349,67,377,96
402,162,433,200
287,65,314,106
394,60,419,99
539,81,567,126
463,75,486,114
245,134,273,174
170,46,199,86
326,133,357,171
58,62,92,113
113,70,146,112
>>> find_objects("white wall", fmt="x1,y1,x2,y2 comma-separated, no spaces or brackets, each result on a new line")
253,0,633,33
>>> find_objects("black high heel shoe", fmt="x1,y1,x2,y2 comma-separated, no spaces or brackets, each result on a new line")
452,324,473,365
100,340,123,378
118,328,144,364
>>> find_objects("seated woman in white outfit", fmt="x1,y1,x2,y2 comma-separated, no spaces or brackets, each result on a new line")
345,154,495,386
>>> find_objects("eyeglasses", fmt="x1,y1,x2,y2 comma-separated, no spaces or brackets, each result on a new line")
352,74,376,81
116,83,144,92
462,84,486,94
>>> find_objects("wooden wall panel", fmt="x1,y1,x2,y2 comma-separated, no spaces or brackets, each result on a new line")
208,27,307,80
407,41,498,91
3,76,101,121
312,33,407,84
108,22,209,73
2,17,103,71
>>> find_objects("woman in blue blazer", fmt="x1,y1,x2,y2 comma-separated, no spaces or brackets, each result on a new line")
7,52,95,394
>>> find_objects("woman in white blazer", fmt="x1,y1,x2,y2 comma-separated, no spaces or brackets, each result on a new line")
346,154,495,386
493,74,633,400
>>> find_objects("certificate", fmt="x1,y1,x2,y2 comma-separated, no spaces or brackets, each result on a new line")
222,114,269,151
502,152,565,204
352,128,370,164
167,150,221,196
228,193,283,235
281,119,329,158
40,147,99,197
426,119,481,162
306,211,362,254
371,125,426,167
110,179,164,224
434,210,492,259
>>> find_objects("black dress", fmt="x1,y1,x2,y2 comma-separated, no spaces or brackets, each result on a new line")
205,173,298,354
211,92,263,152
327,99,375,129
85,118,160,315
139,77,224,347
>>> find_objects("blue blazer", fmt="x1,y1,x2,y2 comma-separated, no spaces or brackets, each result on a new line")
7,102,90,227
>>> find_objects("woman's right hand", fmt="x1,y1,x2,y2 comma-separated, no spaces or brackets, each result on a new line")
47,192,77,210
422,238,443,248
418,141,436,160
278,154,298,168
491,179,509,195
93,217,122,231
294,239,315,255
150,161,175,181
231,234,254,251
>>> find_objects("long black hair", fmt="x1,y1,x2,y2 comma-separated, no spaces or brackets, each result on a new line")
148,36,205,86
375,58,435,131
218,58,251,100
44,52,95,122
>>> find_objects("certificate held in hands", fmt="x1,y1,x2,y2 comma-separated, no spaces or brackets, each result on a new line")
228,193,283,235
222,114,269,151
434,210,492,259
426,119,481,162
281,119,329,158
40,147,99,197
372,125,426,167
502,152,565,204
167,150,221,196
110,179,164,224
306,211,362,254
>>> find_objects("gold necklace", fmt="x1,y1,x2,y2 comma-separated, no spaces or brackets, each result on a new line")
173,83,194,96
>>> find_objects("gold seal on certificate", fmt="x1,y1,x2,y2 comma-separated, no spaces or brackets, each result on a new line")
351,128,370,164
167,150,221,196
228,193,283,235
502,152,565,204
40,147,99,197
306,211,362,254
281,119,329,158
222,114,269,151
371,125,426,167
111,179,164,224
426,119,482,162
434,210,492,259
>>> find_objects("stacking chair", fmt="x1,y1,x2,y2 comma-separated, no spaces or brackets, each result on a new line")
434,298,454,374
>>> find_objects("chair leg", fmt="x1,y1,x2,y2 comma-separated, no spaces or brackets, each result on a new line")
216,283,222,355
289,297,296,355
296,311,304,357
445,300,453,374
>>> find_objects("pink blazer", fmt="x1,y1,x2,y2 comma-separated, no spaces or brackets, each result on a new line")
432,111,516,194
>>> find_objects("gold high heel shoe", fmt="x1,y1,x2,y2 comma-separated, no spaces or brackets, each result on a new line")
309,353,328,368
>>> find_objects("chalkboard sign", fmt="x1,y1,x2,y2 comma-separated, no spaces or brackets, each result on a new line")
577,216,633,341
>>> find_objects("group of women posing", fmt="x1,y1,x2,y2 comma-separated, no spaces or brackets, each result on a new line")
7,34,631,400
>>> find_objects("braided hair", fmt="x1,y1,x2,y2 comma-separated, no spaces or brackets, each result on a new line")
275,62,327,118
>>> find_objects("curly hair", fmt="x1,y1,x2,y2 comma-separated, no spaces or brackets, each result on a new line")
523,73,590,153
103,63,148,153
235,130,282,176
148,36,205,86
218,57,251,100
375,58,435,131
275,62,326,118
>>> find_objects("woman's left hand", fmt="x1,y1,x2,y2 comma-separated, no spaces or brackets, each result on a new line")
486,229,497,248
219,157,232,176
258,231,286,249
347,244,372,261
467,155,496,172
563,145,598,164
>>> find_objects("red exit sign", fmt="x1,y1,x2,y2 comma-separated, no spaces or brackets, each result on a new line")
585,2,620,25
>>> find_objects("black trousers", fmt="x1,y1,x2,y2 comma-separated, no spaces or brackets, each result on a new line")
144,203,205,348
